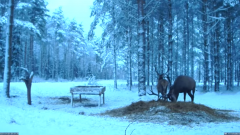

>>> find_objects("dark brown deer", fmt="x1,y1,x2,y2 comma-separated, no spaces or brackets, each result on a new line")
148,66,169,100
167,75,196,102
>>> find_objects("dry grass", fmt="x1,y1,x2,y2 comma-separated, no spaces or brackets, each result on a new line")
102,100,239,125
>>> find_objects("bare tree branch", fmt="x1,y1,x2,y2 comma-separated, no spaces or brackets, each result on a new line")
125,122,135,135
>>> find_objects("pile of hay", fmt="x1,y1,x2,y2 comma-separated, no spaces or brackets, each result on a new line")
102,100,239,125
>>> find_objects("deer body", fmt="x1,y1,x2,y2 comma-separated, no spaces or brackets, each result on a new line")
157,78,169,100
167,75,196,102
148,65,170,101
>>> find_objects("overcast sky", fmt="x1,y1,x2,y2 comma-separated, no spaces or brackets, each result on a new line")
45,0,101,36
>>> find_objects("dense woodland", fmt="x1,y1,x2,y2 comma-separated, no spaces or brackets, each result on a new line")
0,0,240,96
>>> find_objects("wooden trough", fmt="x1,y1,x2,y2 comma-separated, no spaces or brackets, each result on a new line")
70,86,106,107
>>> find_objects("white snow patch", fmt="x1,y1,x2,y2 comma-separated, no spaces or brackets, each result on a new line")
16,2,31,9
0,80,239,135
14,19,41,36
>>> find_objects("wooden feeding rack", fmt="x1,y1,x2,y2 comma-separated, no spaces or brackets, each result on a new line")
70,86,106,107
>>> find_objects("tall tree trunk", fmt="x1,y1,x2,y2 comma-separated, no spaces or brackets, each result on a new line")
113,40,117,89
191,13,194,78
157,17,164,74
52,39,55,79
3,0,14,98
168,0,173,80
127,28,132,90
138,0,146,96
157,19,162,73
183,1,189,76
39,43,43,77
186,1,189,76
24,41,27,67
112,3,117,89
29,34,34,72
226,7,233,91
146,21,150,86
55,41,59,81
127,1,133,90
151,18,154,85
202,0,209,91
214,12,221,92
183,13,187,75
175,14,179,79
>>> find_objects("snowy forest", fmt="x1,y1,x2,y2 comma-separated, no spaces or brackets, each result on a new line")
0,0,240,95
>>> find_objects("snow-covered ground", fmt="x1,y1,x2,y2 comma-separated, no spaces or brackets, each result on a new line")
0,80,240,135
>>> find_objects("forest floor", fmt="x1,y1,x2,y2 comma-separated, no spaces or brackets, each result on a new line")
0,79,240,135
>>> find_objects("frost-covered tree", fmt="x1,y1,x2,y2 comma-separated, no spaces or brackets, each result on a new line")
12,0,48,79
89,0,133,89
66,20,86,80
202,0,209,92
0,0,8,81
137,0,146,96
28,0,48,72
3,0,14,98
47,7,65,81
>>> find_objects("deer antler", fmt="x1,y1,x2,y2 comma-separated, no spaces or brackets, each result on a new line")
154,65,164,80
154,65,160,76
147,86,158,96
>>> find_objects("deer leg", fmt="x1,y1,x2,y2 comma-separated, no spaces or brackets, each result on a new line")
171,94,176,102
184,92,186,102
187,91,194,102
176,93,179,101
163,88,168,101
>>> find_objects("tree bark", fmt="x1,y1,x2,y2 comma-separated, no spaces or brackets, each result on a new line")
183,12,187,75
112,2,117,89
168,0,173,80
190,9,194,78
29,34,34,72
127,24,132,90
157,16,164,74
183,1,189,76
55,40,59,82
3,0,14,98
226,7,233,91
175,14,179,79
146,21,150,86
214,11,221,92
186,1,189,76
151,18,154,85
138,0,146,96
202,0,209,91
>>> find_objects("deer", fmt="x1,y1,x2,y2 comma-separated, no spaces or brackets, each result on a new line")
148,66,169,101
167,75,196,103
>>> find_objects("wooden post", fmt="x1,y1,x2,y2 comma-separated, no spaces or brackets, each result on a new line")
71,93,73,107
20,68,34,105
99,94,101,107
103,93,105,104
